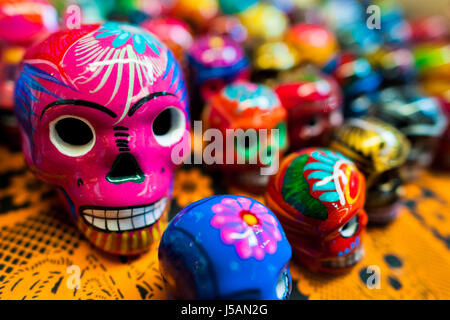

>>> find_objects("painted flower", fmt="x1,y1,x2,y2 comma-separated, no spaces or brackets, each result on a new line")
173,168,213,208
304,149,361,206
210,197,282,260
95,22,161,55
224,83,279,113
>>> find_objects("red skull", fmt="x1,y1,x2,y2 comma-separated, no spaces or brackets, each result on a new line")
266,147,367,273
274,67,343,151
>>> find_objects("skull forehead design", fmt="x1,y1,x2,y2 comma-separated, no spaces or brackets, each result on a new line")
209,81,286,130
14,23,189,255
17,22,187,128
224,82,279,112
280,148,365,230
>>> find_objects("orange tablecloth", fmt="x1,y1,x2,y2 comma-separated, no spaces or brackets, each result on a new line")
1,144,450,299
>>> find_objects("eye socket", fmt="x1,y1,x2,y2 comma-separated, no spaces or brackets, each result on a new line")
307,116,320,128
275,268,291,300
339,215,359,238
49,116,95,157
235,134,259,160
152,107,186,147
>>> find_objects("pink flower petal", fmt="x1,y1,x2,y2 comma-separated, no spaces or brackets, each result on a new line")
235,238,252,259
237,197,252,210
259,213,278,226
221,198,242,212
210,197,284,260
220,228,237,244
264,239,277,254
250,202,269,215
211,215,227,227
261,223,282,242
252,246,265,260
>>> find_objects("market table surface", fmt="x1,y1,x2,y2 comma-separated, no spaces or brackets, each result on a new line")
1,144,450,300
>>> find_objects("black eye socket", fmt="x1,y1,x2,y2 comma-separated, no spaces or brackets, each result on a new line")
50,116,95,157
152,107,186,147
153,108,172,136
307,116,319,127
55,117,93,146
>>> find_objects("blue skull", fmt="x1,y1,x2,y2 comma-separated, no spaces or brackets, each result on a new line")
158,195,292,300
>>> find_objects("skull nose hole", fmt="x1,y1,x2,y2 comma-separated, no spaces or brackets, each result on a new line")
106,153,145,184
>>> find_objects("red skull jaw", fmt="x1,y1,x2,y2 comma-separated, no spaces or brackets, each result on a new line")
289,212,367,273
292,245,364,274
319,247,364,272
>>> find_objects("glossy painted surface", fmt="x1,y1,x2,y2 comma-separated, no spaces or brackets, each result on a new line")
203,81,287,177
253,41,300,72
323,51,382,117
0,0,58,45
414,43,450,78
140,17,193,63
372,86,447,175
285,23,338,67
0,0,58,111
14,23,190,255
274,67,343,150
331,117,410,223
208,15,248,44
335,22,382,55
238,3,288,44
170,0,219,30
374,0,411,44
187,35,250,101
218,0,256,14
408,16,449,43
366,46,417,87
265,147,367,273
158,195,292,299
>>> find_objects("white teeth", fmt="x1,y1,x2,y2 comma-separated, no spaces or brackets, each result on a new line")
81,197,167,232
84,215,94,224
145,211,155,225
321,248,364,269
132,207,145,215
107,219,119,232
93,217,105,229
119,218,133,231
93,209,105,218
106,210,118,218
118,209,132,218
132,214,146,229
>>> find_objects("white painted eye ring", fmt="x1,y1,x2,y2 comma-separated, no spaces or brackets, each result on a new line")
152,106,186,147
276,268,290,300
339,215,359,238
49,115,96,157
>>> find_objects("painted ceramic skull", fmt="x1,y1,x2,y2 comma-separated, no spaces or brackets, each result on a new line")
0,0,58,130
371,86,447,180
331,117,410,223
323,51,382,118
274,66,343,151
159,195,292,299
187,34,249,102
202,81,287,191
14,22,190,255
266,148,367,273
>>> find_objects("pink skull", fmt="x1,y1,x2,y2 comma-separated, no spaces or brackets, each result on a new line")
14,23,190,255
